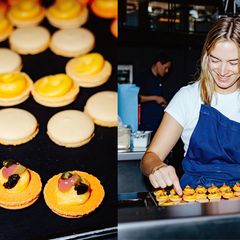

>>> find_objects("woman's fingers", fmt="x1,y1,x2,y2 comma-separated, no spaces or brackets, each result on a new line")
149,165,182,195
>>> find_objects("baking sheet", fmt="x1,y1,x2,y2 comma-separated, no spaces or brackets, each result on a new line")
0,1,117,239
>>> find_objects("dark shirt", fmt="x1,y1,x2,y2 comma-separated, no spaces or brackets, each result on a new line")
136,68,164,133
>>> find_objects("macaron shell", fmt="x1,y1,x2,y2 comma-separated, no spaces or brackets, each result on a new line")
0,108,39,145
0,170,42,209
44,171,105,218
84,91,117,127
47,110,94,147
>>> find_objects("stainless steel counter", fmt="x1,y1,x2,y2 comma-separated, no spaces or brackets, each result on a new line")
118,150,145,161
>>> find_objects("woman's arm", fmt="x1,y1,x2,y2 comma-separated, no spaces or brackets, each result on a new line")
140,112,183,194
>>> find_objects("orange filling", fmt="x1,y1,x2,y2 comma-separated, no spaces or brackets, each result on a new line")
0,73,29,98
48,0,82,20
0,17,11,33
110,18,118,38
9,0,43,20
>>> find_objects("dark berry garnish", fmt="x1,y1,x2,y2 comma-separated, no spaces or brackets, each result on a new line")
3,174,20,189
3,159,17,168
74,183,89,195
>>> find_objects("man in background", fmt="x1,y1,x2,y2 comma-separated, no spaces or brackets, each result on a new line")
136,52,172,135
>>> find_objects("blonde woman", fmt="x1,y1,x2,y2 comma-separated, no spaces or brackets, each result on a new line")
141,17,240,195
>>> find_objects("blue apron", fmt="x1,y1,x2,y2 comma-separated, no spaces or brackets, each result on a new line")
180,104,240,188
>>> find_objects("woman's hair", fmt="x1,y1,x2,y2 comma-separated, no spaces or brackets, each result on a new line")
199,17,240,104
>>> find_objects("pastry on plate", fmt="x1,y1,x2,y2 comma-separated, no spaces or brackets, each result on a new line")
44,170,104,218
47,110,94,148
183,185,195,195
0,159,42,209
46,0,88,29
0,108,39,145
0,48,22,73
195,185,207,194
9,26,50,55
207,184,220,194
183,193,196,202
0,16,13,42
153,188,166,196
90,0,117,19
65,52,112,87
156,191,168,204
0,72,33,106
208,192,221,201
32,73,79,107
7,0,45,27
219,183,231,193
233,182,240,192
158,200,175,206
222,189,234,199
50,28,95,58
84,91,117,127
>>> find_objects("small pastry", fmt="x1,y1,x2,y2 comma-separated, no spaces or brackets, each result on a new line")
222,189,234,199
208,192,221,201
50,28,95,58
207,184,219,194
0,48,22,73
46,0,88,29
90,0,117,19
0,72,33,106
233,182,240,192
0,159,42,209
195,193,208,203
183,193,196,202
9,26,50,55
234,191,240,197
156,192,168,204
84,91,117,127
0,16,13,42
110,18,117,38
66,52,112,88
32,73,79,107
47,110,94,148
44,170,105,218
0,108,39,145
183,185,195,195
220,183,231,193
195,185,207,194
169,194,182,203
158,200,175,207
153,188,166,196
7,0,45,27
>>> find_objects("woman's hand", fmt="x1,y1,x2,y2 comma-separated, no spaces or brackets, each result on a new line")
149,165,182,195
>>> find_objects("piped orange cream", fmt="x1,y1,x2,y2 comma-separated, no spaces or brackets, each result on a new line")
34,74,74,97
73,53,104,76
8,0,44,20
0,16,12,34
0,73,29,98
48,0,82,20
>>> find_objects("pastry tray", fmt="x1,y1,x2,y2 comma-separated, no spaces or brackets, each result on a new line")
0,1,117,240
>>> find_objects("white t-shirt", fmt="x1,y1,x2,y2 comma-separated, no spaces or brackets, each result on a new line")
165,81,240,155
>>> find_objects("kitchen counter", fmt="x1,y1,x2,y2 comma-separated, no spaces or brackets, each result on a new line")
118,149,145,161
118,199,240,239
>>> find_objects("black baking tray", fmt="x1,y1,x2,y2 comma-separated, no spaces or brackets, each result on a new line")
0,1,117,239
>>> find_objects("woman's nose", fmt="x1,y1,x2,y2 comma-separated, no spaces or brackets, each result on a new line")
217,63,228,76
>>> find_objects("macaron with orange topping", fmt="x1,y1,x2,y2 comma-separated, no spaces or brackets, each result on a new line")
0,72,33,106
7,0,45,27
9,26,50,55
208,192,221,201
156,191,168,204
0,108,39,145
207,184,219,194
195,185,207,194
44,170,104,218
47,110,94,148
222,189,234,199
32,73,79,107
0,16,13,42
153,188,166,196
0,48,22,73
50,27,95,58
66,52,112,88
84,91,117,127
233,182,240,192
219,183,231,193
7,0,41,7
46,0,88,29
90,0,117,19
0,159,42,209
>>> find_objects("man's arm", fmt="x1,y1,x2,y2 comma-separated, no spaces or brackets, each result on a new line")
139,95,167,107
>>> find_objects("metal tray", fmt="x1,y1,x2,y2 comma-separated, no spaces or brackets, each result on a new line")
0,1,117,239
